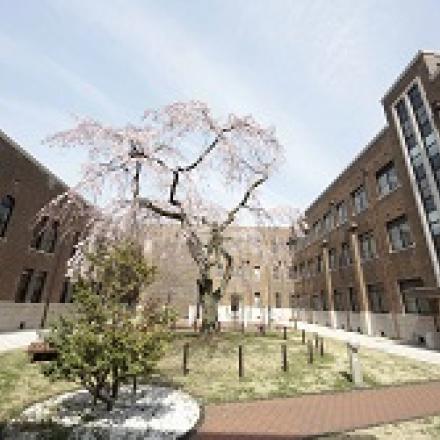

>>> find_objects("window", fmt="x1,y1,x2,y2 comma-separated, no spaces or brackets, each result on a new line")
289,293,296,309
254,265,260,280
359,231,377,261
254,292,261,307
312,294,321,311
275,292,282,308
70,231,81,258
376,162,399,197
399,279,432,315
60,278,74,303
321,291,328,311
339,242,352,267
352,185,368,215
0,195,15,237
328,248,337,270
395,90,440,257
231,294,240,312
367,283,388,313
323,210,334,233
271,238,278,254
336,201,348,226
307,259,314,276
348,287,359,312
387,215,413,251
31,217,58,253
15,269,47,303
288,265,295,280
317,255,323,273
15,269,34,303
334,290,345,311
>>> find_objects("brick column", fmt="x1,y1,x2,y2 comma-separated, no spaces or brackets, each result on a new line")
349,222,372,335
322,239,336,328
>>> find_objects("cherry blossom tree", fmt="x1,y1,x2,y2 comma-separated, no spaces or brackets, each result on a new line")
44,101,283,332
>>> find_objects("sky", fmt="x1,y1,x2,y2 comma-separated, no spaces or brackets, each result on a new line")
1,0,440,213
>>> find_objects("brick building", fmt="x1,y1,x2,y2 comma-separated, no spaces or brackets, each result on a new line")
0,130,295,331
0,130,77,331
291,51,440,346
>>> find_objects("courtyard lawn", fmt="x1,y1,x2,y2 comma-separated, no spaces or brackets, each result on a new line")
157,329,440,404
0,350,77,427
2,328,440,430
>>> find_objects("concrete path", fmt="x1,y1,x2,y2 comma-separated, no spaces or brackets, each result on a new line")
0,330,39,352
293,321,440,365
195,381,440,439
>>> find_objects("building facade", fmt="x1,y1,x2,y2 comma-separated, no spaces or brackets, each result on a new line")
0,130,77,331
0,130,295,331
291,51,440,346
143,223,295,327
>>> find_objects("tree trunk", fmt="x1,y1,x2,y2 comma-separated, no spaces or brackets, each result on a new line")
198,278,218,333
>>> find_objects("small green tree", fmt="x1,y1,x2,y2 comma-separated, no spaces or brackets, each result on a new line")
43,239,175,411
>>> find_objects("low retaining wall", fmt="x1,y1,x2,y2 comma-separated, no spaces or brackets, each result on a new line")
0,302,74,332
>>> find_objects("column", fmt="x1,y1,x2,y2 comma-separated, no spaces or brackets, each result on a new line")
349,222,372,335
322,239,336,328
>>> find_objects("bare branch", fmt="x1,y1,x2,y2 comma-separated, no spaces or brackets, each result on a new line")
220,175,267,232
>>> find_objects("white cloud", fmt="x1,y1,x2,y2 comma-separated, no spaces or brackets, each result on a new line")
0,32,125,122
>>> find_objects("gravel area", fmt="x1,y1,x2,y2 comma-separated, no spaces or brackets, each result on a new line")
4,385,200,439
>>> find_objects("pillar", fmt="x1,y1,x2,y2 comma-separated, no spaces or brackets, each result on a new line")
349,222,372,336
322,239,336,328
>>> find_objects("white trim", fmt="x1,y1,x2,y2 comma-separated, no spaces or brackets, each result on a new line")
391,78,440,286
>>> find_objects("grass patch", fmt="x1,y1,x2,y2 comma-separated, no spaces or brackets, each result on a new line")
2,328,440,430
0,350,77,423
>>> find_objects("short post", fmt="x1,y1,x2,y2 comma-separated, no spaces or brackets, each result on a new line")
319,337,324,357
239,344,244,378
301,329,306,345
314,332,319,349
132,375,137,396
183,342,189,375
281,343,288,372
347,341,363,386
307,340,313,364
241,321,245,334
283,326,287,341
294,318,298,330
193,319,197,332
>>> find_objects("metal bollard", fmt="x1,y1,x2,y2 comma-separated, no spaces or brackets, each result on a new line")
193,319,197,332
239,345,244,378
294,318,298,330
307,340,314,364
319,338,324,357
281,344,288,372
183,342,190,375
301,329,306,345
314,332,319,349
283,326,287,340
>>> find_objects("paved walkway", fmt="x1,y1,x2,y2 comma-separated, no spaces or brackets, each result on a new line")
195,381,440,439
294,321,440,365
0,330,39,353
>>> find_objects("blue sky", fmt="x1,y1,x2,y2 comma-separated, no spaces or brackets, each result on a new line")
1,0,440,211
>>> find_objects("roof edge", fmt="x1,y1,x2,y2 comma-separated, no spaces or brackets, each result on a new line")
0,129,69,191
305,126,388,217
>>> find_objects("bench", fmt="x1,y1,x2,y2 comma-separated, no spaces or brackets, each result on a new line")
27,341,58,362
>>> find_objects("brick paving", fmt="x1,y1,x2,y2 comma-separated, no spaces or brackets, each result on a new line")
194,381,440,439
